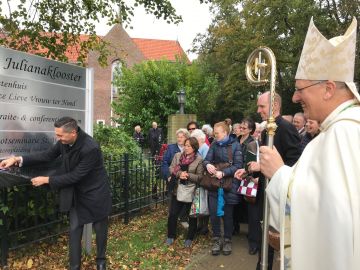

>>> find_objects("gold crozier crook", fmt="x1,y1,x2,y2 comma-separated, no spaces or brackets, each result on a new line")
245,46,278,270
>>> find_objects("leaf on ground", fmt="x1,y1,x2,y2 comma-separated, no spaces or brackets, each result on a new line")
27,258,33,268
7,205,211,269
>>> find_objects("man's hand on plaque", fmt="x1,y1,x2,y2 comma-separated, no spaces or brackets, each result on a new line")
31,176,49,187
0,156,19,168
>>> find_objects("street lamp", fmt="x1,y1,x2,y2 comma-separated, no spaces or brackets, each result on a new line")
177,88,186,114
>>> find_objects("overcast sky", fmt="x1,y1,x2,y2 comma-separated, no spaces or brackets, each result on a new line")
95,0,213,60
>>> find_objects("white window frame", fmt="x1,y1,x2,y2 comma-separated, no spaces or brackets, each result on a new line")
111,60,122,126
96,119,105,125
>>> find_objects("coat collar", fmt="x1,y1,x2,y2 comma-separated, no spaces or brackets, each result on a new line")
66,127,87,151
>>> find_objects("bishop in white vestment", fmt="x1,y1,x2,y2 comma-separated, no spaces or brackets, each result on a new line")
260,17,360,270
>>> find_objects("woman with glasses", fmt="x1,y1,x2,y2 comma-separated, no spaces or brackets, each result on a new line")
233,119,257,236
238,119,256,148
186,121,199,134
239,118,260,255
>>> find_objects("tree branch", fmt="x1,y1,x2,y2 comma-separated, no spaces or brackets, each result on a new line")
331,0,341,23
284,17,295,35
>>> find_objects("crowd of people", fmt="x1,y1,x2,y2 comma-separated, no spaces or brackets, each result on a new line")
135,17,360,270
0,16,357,270
146,99,321,263
129,78,324,261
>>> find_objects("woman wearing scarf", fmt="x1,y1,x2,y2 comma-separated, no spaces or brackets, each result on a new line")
166,137,204,248
203,121,242,256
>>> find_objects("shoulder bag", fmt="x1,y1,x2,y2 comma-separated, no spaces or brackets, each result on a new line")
200,145,233,192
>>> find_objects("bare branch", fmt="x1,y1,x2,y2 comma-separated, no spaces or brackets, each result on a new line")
6,0,12,20
331,0,341,23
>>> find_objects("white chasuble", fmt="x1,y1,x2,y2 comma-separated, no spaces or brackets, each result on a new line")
267,99,360,270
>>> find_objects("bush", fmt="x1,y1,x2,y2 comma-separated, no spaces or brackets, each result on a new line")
93,124,141,156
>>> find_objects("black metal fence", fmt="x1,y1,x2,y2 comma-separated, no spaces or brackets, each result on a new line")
0,153,166,267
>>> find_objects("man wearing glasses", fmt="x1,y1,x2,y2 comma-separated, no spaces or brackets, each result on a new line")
260,18,360,270
187,121,210,146
187,121,199,134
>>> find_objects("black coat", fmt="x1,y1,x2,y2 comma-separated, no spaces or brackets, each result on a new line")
133,131,145,147
261,116,301,166
148,128,162,152
239,135,255,168
23,128,112,225
257,115,301,215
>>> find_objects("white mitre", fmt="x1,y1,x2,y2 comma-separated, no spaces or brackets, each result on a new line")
295,17,359,101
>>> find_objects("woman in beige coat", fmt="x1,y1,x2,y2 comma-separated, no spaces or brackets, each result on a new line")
166,137,204,247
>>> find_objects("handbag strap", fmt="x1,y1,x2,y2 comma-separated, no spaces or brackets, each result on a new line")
227,144,233,165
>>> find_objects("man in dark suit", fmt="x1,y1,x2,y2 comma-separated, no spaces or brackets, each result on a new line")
148,121,163,158
236,91,301,269
0,117,112,270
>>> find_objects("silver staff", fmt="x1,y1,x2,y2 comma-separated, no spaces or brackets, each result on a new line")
245,46,277,270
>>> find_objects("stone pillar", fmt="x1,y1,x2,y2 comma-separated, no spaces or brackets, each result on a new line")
167,114,197,144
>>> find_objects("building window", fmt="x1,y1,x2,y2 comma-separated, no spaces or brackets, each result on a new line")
110,60,122,127
111,60,122,98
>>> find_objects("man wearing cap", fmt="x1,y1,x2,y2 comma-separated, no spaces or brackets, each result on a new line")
260,18,360,270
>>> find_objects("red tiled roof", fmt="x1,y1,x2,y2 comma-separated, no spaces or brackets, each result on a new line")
64,35,90,62
31,35,90,63
132,38,189,62
2,32,189,63
1,33,91,63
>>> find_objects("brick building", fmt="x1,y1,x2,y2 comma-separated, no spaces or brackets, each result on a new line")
75,24,189,125
9,24,189,125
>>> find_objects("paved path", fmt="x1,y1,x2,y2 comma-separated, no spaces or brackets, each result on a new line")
187,225,280,270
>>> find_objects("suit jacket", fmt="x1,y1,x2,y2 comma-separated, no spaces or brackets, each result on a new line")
258,115,301,213
148,128,162,151
261,116,301,166
23,127,112,225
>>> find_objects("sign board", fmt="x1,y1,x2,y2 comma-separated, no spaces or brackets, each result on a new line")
0,46,92,158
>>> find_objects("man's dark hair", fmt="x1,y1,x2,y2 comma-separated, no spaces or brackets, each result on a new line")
187,121,199,130
54,117,78,132
185,137,199,153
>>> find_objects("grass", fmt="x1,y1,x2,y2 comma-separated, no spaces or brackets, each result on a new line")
6,204,211,270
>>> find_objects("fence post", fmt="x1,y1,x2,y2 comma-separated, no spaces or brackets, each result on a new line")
1,188,9,268
123,153,130,224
